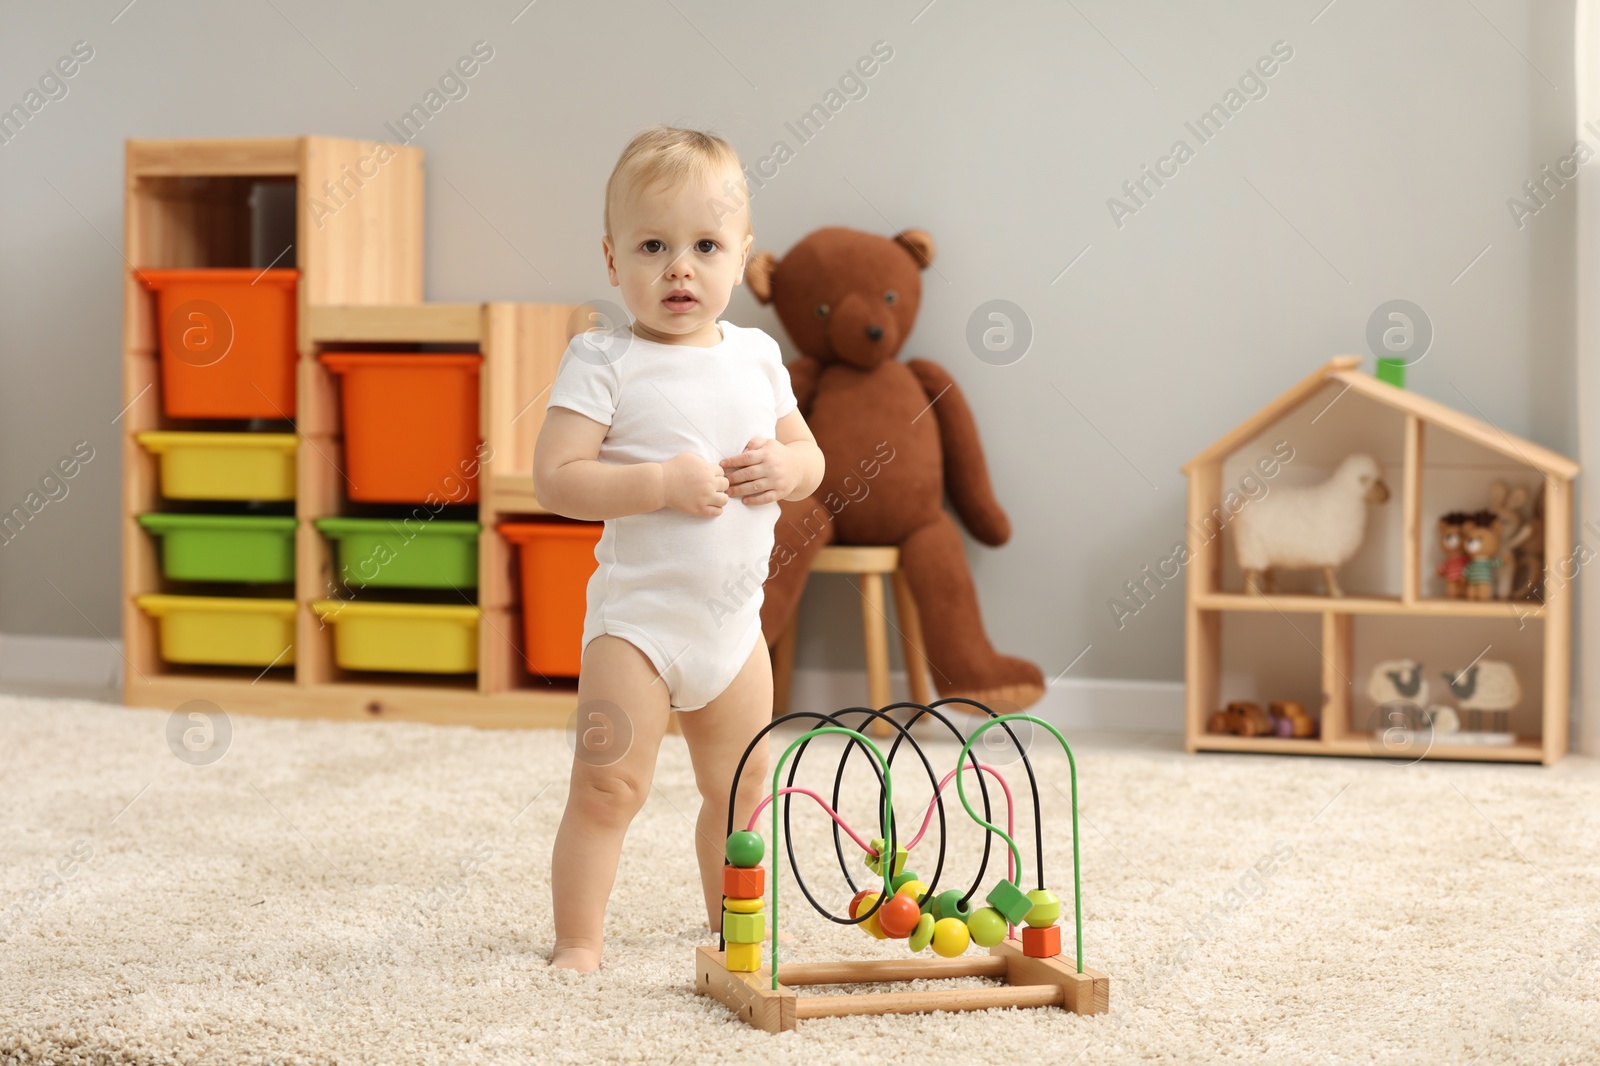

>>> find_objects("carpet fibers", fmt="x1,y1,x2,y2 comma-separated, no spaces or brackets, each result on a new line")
1,694,1598,1065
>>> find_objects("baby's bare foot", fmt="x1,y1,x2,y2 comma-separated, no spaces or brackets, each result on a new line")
550,945,602,972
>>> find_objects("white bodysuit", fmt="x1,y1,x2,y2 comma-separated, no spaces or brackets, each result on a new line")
546,320,798,711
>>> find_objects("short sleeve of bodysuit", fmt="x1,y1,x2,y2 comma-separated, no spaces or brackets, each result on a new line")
546,333,624,426
757,331,799,419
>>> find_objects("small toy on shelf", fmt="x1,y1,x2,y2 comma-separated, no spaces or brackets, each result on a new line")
1460,511,1502,602
1206,700,1273,737
1234,453,1389,597
1441,659,1520,737
1434,513,1470,599
1513,483,1546,602
1487,481,1536,600
1269,700,1318,738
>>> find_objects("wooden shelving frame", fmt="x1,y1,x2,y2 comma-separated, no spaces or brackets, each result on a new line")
121,136,595,730
1182,356,1578,765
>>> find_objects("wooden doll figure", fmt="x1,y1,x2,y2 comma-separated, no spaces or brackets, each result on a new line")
1461,510,1502,602
1435,512,1470,599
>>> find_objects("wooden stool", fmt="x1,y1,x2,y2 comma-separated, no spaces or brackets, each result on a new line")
769,545,931,737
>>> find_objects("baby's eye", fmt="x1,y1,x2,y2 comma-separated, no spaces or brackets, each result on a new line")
884,290,897,305
696,239,719,254
641,239,665,254
816,304,830,317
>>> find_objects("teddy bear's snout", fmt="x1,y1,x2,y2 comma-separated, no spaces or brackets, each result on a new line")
827,294,899,369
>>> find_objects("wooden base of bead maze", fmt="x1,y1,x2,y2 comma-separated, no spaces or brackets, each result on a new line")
694,938,1110,1033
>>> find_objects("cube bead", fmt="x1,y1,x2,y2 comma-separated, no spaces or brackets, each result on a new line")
986,879,1034,925
1021,923,1061,958
723,896,763,914
864,838,908,877
722,910,765,943
725,941,762,972
723,864,764,898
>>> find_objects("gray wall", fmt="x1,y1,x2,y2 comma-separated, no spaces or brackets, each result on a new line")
0,0,1578,684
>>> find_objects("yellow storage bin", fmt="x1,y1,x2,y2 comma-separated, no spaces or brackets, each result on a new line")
135,594,296,667
135,431,297,500
310,600,480,674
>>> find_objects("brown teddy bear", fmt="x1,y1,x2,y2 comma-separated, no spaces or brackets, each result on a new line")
745,225,1044,712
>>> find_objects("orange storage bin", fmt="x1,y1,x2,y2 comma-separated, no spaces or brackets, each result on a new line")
137,268,299,419
500,520,602,677
320,353,483,503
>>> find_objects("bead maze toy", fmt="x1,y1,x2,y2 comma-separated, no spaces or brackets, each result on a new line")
694,698,1110,1032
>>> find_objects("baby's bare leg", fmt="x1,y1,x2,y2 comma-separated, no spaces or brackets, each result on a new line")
676,637,774,934
550,634,673,971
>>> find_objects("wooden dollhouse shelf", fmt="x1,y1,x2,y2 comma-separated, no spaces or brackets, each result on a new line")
1182,356,1577,765
1195,592,1544,619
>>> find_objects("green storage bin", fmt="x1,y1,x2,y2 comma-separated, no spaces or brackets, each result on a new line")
315,517,481,589
137,513,297,583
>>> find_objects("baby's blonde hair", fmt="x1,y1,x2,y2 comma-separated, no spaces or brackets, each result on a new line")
604,125,750,238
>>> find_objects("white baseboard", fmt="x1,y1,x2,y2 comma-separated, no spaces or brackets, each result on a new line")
0,632,123,689
0,633,1186,735
785,667,1184,735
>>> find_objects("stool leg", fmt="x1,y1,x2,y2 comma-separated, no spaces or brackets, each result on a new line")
770,613,798,720
859,573,892,737
891,569,931,707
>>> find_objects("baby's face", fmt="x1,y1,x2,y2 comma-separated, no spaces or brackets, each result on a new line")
603,168,753,346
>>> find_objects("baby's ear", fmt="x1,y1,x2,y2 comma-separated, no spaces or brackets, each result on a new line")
745,250,778,304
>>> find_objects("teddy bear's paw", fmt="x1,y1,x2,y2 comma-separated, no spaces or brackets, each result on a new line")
939,657,1046,713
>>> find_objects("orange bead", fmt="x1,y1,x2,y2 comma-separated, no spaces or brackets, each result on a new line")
848,889,874,918
877,893,921,938
1022,923,1061,958
723,865,764,899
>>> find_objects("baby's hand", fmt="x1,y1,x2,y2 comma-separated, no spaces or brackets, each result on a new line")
661,453,729,517
721,438,800,506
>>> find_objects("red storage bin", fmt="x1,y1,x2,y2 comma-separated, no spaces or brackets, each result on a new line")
500,520,602,677
137,268,299,419
319,352,483,503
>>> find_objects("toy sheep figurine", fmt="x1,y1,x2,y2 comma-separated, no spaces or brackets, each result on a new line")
1366,659,1460,734
1442,659,1520,734
1234,454,1390,597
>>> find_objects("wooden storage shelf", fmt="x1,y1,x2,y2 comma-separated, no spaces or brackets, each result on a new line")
1195,592,1544,619
1182,357,1577,765
121,136,593,731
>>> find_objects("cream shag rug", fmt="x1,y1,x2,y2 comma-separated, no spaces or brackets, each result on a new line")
1,693,1598,1065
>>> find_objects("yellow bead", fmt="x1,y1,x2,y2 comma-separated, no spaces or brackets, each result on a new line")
723,896,763,914
725,941,762,972
895,879,929,903
931,916,971,957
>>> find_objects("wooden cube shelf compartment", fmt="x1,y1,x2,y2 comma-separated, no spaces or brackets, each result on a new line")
1182,356,1578,765
121,136,601,731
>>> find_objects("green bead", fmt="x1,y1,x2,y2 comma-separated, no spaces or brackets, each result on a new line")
908,912,935,952
863,837,907,877
890,868,920,893
1024,889,1062,928
933,889,972,923
967,906,1008,947
722,910,765,943
725,831,764,868
985,878,1033,925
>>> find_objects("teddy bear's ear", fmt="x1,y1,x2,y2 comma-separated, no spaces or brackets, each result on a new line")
893,229,936,270
744,250,778,305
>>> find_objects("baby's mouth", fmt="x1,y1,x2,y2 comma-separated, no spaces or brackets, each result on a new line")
663,290,698,312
